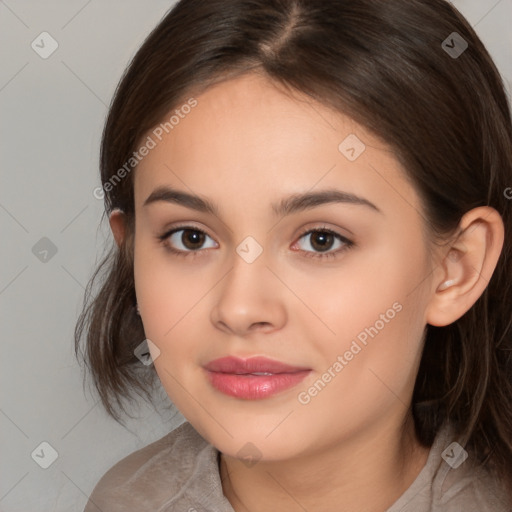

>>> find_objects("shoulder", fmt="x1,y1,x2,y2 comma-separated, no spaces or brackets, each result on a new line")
433,458,511,511
431,424,512,511
389,422,512,512
83,421,211,512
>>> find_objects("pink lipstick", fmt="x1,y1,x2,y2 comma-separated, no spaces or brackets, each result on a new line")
203,356,311,399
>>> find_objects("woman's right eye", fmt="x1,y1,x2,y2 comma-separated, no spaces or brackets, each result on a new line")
158,227,217,257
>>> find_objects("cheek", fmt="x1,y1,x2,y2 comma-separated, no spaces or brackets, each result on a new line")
312,232,424,341
300,238,430,412
133,238,215,407
290,231,429,347
133,236,211,337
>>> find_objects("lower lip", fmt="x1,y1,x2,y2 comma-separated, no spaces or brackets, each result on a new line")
205,370,311,399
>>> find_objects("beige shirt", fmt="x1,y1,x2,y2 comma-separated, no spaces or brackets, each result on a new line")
84,420,510,511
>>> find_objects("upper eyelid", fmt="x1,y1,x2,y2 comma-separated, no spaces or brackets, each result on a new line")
164,223,218,243
296,225,351,240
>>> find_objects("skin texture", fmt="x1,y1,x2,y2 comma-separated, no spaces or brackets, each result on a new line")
109,72,504,512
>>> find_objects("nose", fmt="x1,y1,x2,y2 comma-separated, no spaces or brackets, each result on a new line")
210,249,287,337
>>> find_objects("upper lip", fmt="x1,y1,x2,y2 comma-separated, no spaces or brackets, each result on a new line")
204,356,310,374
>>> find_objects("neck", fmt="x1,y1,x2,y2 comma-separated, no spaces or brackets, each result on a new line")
219,413,430,512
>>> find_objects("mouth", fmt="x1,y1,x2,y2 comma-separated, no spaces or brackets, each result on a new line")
203,356,312,400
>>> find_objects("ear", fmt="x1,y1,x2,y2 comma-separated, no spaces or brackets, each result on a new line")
109,208,126,248
426,206,504,327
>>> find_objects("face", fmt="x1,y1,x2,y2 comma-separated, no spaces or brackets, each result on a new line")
132,72,436,461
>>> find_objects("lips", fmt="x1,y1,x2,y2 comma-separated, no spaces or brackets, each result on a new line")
203,356,311,399
203,356,310,375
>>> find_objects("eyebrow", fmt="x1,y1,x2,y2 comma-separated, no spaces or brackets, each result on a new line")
143,185,382,216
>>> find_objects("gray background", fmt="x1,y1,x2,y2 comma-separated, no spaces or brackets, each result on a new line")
1,1,511,510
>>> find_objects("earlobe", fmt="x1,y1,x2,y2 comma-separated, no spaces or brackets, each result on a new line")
426,207,504,327
109,208,126,248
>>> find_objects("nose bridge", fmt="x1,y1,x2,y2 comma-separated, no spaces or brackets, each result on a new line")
235,234,266,266
210,235,287,334
222,235,271,304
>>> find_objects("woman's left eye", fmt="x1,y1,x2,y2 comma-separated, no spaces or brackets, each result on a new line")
293,228,354,260
158,226,354,260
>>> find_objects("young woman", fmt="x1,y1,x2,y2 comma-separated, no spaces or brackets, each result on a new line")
76,0,512,510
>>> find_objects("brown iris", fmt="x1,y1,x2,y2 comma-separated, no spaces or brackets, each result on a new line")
309,231,335,252
181,229,206,250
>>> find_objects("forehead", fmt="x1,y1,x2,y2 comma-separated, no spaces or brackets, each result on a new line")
133,72,422,223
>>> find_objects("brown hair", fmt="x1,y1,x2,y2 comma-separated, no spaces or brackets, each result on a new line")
75,0,512,493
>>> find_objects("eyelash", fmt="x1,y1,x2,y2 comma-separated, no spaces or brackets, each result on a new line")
157,224,355,261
